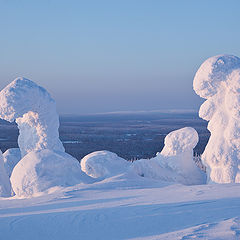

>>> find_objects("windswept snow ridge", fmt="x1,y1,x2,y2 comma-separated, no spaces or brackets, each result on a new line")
0,77,64,157
194,54,240,183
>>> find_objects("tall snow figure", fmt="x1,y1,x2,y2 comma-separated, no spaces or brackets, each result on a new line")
0,77,64,157
0,78,93,197
193,54,240,183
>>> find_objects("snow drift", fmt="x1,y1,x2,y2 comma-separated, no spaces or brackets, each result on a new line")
0,77,64,157
3,148,21,177
10,149,93,197
131,127,206,185
81,150,130,178
193,54,240,183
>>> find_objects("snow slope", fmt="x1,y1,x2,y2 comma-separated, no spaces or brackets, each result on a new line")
0,177,240,240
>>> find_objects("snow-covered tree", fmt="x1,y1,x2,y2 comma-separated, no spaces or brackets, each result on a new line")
193,54,240,183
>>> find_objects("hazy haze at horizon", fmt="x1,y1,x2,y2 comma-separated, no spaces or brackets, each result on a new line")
1,0,240,114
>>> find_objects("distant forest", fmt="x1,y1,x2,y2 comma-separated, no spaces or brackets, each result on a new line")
0,112,210,161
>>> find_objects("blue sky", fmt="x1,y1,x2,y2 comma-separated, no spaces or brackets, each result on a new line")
1,0,240,114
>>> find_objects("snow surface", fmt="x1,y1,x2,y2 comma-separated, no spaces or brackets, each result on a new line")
10,149,94,197
0,77,64,157
131,127,206,185
3,148,21,177
193,54,240,183
1,177,240,240
81,150,130,178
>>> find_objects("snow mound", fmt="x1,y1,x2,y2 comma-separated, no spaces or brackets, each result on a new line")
3,148,21,177
131,127,206,185
161,127,199,156
10,149,94,197
81,151,130,178
0,150,12,197
0,77,64,157
193,54,240,183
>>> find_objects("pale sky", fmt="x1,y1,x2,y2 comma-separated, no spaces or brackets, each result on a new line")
1,0,240,114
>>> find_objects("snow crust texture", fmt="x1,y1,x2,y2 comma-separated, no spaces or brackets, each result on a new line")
10,149,93,197
1,176,240,240
131,127,206,185
81,150,130,178
194,54,240,183
0,77,64,157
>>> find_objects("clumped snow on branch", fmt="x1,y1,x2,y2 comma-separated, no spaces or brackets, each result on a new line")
0,150,12,197
81,150,130,178
131,127,206,185
3,148,21,177
193,54,240,183
0,77,64,157
161,127,199,156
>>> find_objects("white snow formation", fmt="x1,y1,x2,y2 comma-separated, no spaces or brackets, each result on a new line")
10,149,94,197
81,128,205,185
0,149,12,197
161,127,199,156
193,54,240,183
0,78,96,197
131,127,206,185
81,150,130,178
3,148,21,177
0,77,64,157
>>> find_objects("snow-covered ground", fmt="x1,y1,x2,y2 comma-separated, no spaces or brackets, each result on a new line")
0,175,240,240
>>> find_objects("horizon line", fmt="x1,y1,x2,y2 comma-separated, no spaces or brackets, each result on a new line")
59,108,198,117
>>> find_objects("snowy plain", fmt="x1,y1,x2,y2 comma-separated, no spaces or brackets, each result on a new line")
1,176,240,240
